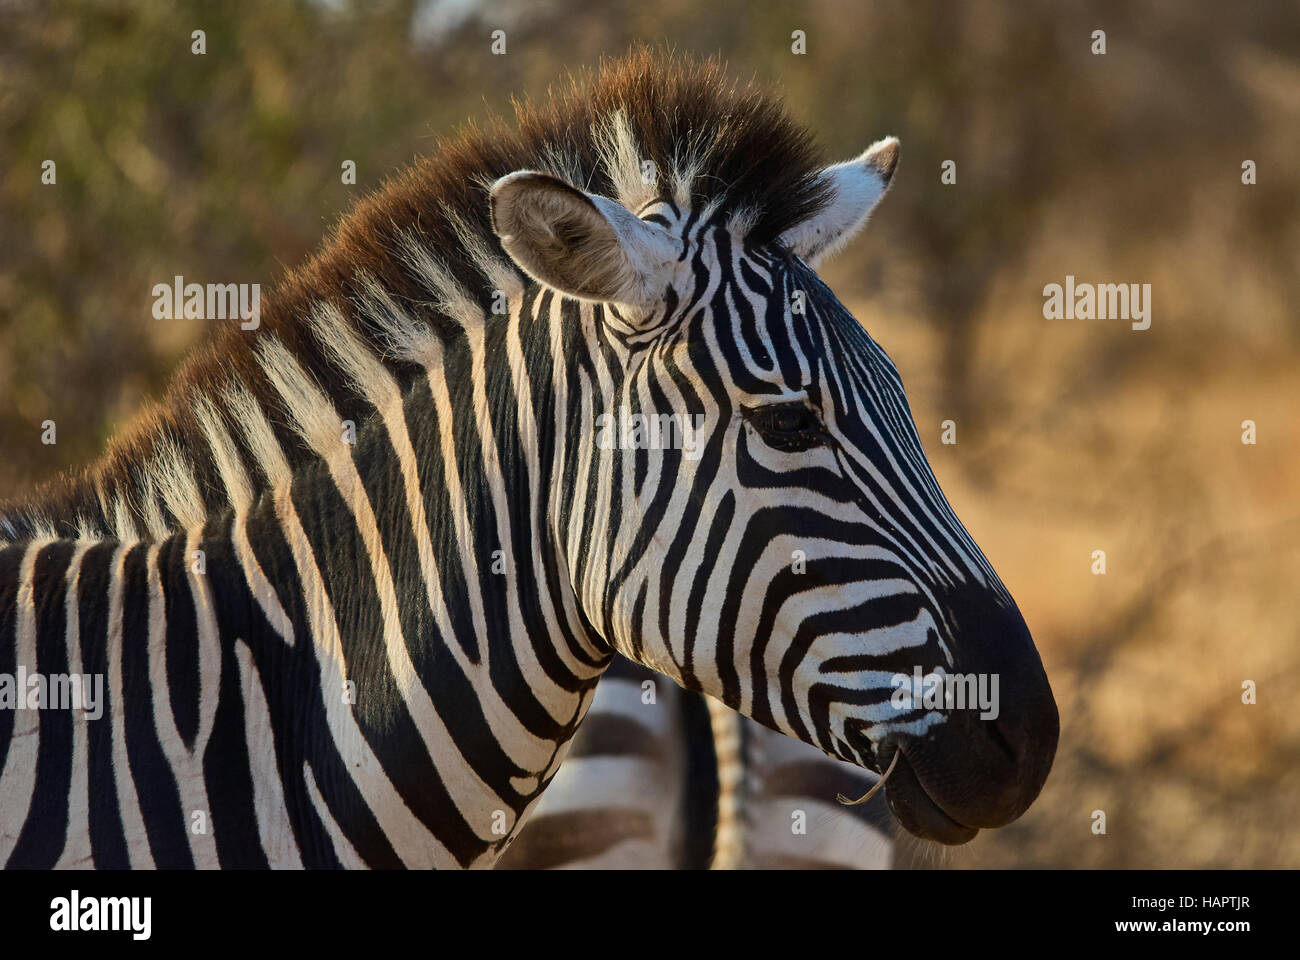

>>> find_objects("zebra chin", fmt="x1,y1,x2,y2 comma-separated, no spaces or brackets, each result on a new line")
854,596,1060,845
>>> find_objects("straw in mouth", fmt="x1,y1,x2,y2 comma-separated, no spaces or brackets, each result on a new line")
837,748,900,805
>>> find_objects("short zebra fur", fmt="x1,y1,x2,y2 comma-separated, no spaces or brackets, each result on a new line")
1,48,1058,868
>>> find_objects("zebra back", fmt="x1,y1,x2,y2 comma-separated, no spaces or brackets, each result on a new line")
496,658,693,868
498,659,893,869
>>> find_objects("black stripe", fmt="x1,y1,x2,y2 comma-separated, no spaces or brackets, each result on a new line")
495,809,654,869
290,463,483,866
159,533,200,750
78,541,129,868
566,713,664,760
7,540,77,867
0,545,22,823
119,542,193,867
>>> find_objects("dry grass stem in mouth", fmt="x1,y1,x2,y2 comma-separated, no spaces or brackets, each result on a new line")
837,749,900,805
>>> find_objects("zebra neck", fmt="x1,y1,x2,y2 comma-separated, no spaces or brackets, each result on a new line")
1,278,622,867
0,421,608,868
204,370,613,867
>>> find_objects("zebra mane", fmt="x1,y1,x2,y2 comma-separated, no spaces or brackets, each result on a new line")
1,46,831,544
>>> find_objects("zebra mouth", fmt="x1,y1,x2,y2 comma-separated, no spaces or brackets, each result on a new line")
881,749,981,845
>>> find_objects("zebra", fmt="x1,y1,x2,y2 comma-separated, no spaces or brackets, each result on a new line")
0,47,1058,868
496,658,893,869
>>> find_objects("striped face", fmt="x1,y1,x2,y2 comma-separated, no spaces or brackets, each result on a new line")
491,140,1058,844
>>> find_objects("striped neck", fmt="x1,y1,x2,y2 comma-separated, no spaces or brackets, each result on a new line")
0,283,620,867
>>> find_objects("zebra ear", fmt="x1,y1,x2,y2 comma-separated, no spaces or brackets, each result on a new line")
489,171,677,308
779,137,899,266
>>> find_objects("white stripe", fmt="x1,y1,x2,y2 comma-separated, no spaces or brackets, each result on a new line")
0,541,49,865
814,607,939,659
232,509,294,647
106,543,155,868
145,540,220,867
53,541,95,868
751,797,891,869
235,639,304,868
302,760,366,869
581,677,677,733
201,389,295,645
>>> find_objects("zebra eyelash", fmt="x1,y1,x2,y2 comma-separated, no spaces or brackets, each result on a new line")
740,400,830,452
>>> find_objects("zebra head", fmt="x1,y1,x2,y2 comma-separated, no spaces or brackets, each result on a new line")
489,136,1058,845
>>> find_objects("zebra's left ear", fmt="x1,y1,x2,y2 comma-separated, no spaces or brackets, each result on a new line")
489,170,677,310
779,137,900,266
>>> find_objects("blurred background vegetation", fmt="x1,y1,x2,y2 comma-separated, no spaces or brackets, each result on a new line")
2,0,1297,867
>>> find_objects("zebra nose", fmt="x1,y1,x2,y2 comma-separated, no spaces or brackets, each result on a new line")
945,590,1059,826
889,587,1059,837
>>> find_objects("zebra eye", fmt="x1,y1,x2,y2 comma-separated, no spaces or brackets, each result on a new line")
743,401,826,452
